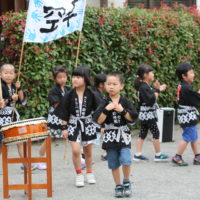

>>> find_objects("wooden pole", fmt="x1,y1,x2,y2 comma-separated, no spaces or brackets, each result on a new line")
0,76,2,100
75,31,82,67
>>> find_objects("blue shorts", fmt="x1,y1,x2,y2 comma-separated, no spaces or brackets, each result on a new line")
0,132,3,147
182,126,198,142
106,147,132,169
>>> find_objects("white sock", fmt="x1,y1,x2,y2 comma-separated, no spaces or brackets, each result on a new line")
155,152,161,156
135,152,142,156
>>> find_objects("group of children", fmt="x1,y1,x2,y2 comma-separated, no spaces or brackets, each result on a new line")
0,62,200,198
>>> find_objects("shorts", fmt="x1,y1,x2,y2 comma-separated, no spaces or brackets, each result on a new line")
0,132,3,147
182,126,198,142
106,147,132,169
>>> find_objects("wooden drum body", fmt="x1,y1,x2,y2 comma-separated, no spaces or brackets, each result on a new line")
1,118,49,145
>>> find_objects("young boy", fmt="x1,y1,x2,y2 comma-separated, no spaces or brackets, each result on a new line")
172,62,200,166
93,72,138,198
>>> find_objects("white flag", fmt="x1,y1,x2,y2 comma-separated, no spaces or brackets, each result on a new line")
23,0,86,43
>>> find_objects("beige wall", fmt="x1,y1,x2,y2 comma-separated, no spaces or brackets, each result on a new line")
108,0,126,8
87,0,100,7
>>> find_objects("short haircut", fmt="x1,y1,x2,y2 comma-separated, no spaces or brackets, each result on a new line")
176,62,193,81
0,64,15,72
106,72,124,84
94,74,106,88
52,65,68,79
72,66,91,86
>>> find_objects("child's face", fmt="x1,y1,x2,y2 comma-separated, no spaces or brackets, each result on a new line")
144,71,154,82
1,65,15,84
72,76,85,88
105,76,124,96
182,69,195,84
55,72,67,87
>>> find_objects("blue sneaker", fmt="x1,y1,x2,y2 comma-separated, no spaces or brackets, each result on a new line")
115,184,124,198
154,153,169,162
133,154,149,162
123,180,132,197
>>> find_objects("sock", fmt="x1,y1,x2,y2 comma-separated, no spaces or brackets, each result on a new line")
155,152,161,156
123,179,130,184
86,169,92,173
175,154,182,158
195,154,200,158
135,152,142,156
76,169,82,174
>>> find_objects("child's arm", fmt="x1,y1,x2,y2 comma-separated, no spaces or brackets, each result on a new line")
48,87,62,108
0,99,5,108
61,120,68,139
16,81,25,102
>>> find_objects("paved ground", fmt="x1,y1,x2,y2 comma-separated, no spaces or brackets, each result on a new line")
0,124,200,200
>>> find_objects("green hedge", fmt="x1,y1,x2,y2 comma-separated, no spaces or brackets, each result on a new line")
0,4,199,119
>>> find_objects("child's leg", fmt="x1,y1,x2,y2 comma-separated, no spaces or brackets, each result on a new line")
71,142,81,170
17,143,23,158
112,168,121,185
176,140,189,155
135,123,148,153
39,141,46,157
0,147,2,155
191,140,199,155
153,139,161,153
122,165,131,180
83,144,93,170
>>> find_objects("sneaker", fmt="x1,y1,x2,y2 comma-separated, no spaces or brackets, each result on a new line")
21,164,38,171
133,154,149,162
37,163,47,170
123,180,132,197
75,174,84,187
172,156,188,166
154,153,169,162
101,154,107,161
193,155,200,165
86,173,96,184
115,184,124,198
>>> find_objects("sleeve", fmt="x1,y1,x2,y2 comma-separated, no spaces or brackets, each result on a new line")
139,85,156,106
92,99,108,123
48,87,61,106
53,90,71,122
91,90,102,111
18,90,28,105
187,87,200,107
124,98,138,123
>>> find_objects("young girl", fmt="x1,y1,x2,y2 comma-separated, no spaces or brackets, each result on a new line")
0,64,33,169
133,64,169,162
37,66,70,170
92,74,107,160
172,63,200,166
93,72,138,198
55,66,100,187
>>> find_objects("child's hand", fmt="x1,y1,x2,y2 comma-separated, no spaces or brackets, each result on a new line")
153,80,160,90
198,89,200,94
160,84,167,91
62,130,68,140
105,102,115,111
12,94,19,102
15,81,21,89
0,99,5,108
114,104,124,112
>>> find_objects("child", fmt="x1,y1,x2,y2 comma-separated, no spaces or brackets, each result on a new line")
37,66,70,170
133,64,169,162
0,64,36,169
92,74,107,160
172,62,200,166
55,66,100,187
93,72,138,198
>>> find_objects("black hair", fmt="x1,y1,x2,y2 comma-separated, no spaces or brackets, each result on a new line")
52,66,68,79
134,64,153,90
72,66,91,86
106,72,124,84
176,62,193,81
94,74,106,88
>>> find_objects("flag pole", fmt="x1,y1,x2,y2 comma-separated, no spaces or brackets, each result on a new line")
75,31,82,67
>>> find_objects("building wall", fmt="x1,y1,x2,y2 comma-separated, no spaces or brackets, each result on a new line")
108,0,126,8
87,0,100,7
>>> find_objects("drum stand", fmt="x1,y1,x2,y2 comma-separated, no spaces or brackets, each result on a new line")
2,136,52,200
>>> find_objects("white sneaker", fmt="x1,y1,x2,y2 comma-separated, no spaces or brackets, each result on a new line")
76,174,84,187
86,173,96,184
37,163,47,170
